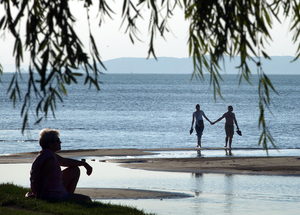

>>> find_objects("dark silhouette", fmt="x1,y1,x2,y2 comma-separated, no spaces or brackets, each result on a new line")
212,106,239,148
27,128,92,201
191,104,212,148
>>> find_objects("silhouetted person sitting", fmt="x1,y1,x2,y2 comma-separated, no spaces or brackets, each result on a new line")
28,128,92,201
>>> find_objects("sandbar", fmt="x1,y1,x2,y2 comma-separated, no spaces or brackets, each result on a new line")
75,188,192,199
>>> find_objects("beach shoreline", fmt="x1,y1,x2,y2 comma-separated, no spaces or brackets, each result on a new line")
2,148,300,199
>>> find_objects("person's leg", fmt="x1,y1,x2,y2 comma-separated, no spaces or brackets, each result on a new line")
224,126,229,147
229,135,233,148
62,166,80,193
197,126,204,148
225,135,228,147
197,136,201,148
66,193,91,202
228,126,234,148
195,125,201,147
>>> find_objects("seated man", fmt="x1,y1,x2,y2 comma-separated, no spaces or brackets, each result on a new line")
29,128,93,201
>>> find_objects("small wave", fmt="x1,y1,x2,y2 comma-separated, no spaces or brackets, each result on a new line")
0,139,37,142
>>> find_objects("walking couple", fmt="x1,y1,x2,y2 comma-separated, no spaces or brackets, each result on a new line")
191,104,240,149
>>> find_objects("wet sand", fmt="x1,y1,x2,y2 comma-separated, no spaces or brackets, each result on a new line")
75,188,192,199
1,148,300,199
118,156,300,175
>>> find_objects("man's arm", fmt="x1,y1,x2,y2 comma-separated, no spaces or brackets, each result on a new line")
56,154,92,176
212,114,225,125
234,114,239,130
36,156,55,199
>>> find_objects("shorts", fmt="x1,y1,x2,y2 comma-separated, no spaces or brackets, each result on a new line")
225,125,234,136
61,193,69,200
195,124,204,138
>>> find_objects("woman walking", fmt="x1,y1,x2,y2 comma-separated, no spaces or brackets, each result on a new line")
191,104,212,148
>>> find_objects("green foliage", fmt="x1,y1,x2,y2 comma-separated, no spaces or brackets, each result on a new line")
1,0,103,130
1,0,299,149
0,183,151,215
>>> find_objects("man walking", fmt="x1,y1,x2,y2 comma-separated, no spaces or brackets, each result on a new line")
212,106,239,148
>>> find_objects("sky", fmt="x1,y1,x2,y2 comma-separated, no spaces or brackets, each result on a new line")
0,1,298,72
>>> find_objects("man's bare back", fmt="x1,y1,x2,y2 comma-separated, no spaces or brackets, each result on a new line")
212,105,239,148
223,112,236,126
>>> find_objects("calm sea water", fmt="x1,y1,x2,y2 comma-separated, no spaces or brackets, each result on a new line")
1,73,300,215
0,73,299,155
2,162,300,214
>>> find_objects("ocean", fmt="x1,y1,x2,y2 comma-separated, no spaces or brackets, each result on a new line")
1,73,300,215
0,73,299,155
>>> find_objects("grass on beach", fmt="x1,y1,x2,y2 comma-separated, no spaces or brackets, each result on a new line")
0,183,153,215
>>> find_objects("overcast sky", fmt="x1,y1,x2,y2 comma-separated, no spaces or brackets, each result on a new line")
0,2,298,72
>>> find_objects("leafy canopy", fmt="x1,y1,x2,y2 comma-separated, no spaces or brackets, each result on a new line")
0,0,298,150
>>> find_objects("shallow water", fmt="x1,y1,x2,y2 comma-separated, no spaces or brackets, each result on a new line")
1,159,300,215
72,148,300,161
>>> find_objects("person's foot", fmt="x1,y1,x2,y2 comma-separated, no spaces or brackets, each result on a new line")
224,145,227,148
25,192,35,198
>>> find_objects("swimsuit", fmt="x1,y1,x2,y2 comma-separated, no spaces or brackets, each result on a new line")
193,111,204,137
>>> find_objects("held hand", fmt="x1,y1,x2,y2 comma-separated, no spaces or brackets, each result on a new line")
84,163,93,176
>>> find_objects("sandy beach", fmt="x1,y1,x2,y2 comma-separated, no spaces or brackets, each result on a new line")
2,148,300,199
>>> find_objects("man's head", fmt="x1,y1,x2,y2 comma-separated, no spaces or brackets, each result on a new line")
228,105,233,111
39,128,61,151
195,104,200,110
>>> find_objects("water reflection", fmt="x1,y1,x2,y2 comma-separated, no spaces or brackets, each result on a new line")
68,149,300,162
192,172,203,197
191,172,235,214
1,161,300,214
224,174,234,214
225,149,233,156
197,150,201,157
196,149,233,157
191,172,203,214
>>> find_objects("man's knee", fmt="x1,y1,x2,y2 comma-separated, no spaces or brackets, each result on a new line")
63,166,80,178
71,166,80,176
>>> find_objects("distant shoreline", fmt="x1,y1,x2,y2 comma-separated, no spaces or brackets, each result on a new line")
2,56,300,74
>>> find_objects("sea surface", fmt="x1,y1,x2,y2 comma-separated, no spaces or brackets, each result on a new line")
0,73,299,155
1,73,300,215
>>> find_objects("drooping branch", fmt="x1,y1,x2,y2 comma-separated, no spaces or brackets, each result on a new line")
0,0,298,151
